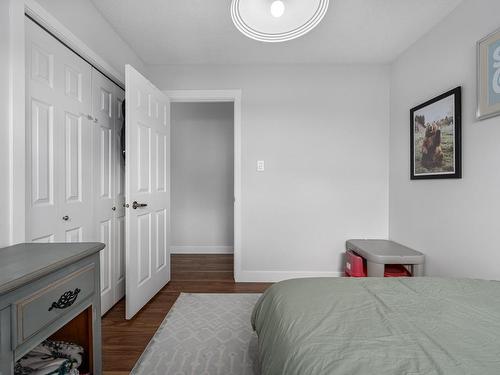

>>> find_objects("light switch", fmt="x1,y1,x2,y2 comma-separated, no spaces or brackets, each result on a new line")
257,160,265,172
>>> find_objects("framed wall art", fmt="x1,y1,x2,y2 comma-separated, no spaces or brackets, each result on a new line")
477,27,500,120
410,87,462,180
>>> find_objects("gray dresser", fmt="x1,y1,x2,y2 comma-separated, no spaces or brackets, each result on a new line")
0,243,105,375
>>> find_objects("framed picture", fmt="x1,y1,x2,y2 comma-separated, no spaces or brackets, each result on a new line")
410,87,462,180
477,27,500,120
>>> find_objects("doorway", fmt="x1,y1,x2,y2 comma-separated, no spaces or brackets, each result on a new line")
165,90,242,280
171,102,234,254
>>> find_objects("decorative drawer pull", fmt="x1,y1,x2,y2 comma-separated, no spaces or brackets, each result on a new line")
48,288,81,311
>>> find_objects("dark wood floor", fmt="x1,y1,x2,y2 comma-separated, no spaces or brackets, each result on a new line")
102,254,271,374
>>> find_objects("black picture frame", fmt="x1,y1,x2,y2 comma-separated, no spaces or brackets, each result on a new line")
410,87,462,180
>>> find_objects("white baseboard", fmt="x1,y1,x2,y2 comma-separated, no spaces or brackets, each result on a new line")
170,246,234,254
235,270,344,283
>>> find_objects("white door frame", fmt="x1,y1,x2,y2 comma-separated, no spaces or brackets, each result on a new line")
7,0,125,245
164,90,243,281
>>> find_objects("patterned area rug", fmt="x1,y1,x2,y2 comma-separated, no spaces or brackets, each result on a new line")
131,293,261,375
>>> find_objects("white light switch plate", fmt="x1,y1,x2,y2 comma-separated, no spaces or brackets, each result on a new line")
257,160,265,172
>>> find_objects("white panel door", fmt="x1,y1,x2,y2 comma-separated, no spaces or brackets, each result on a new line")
26,19,57,243
26,18,93,243
92,69,116,315
114,86,126,304
59,47,93,243
125,65,171,319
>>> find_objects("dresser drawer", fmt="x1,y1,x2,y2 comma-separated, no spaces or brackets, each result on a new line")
15,263,95,343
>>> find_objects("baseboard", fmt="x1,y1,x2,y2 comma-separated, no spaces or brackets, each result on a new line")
170,246,234,254
235,270,344,283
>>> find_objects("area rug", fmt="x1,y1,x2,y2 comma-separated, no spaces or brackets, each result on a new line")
131,293,261,375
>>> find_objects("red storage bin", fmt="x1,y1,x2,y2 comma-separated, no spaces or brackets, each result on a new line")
345,251,412,277
384,264,411,277
345,250,366,277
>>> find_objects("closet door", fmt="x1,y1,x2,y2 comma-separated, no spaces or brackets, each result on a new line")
113,87,126,304
58,42,93,243
26,18,93,243
92,70,116,315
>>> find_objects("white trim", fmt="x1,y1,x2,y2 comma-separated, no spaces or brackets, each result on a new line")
164,89,242,103
164,90,243,281
170,246,234,254
237,270,344,283
24,0,124,87
9,0,26,245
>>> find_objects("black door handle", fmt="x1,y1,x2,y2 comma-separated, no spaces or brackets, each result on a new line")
132,201,148,209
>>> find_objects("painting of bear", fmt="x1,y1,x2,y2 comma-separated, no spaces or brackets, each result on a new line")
410,87,461,180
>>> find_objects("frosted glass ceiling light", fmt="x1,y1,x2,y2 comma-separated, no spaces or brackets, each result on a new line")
270,1,285,18
231,0,330,43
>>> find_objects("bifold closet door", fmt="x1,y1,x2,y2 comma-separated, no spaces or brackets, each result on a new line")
92,70,126,315
26,17,125,316
125,65,171,319
26,18,93,243
92,70,116,314
114,87,126,304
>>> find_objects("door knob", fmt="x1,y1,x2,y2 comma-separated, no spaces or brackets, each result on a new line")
112,206,116,211
62,215,69,221
132,201,148,209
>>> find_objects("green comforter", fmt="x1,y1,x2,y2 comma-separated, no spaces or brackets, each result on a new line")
251,277,500,375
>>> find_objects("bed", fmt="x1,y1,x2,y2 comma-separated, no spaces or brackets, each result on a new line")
251,277,500,375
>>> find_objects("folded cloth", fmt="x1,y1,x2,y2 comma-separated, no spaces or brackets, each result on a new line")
15,340,83,375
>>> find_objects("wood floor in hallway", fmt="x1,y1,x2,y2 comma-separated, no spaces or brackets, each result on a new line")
101,254,271,374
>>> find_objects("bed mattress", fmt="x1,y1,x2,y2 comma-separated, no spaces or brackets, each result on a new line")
251,277,500,375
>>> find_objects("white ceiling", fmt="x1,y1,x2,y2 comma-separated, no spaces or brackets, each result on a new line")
91,0,463,65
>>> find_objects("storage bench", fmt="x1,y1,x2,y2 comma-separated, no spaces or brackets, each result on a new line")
346,239,425,277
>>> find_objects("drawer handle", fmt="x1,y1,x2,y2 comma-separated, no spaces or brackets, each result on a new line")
48,288,81,311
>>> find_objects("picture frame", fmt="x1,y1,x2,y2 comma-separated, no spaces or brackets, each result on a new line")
477,27,500,120
410,87,462,180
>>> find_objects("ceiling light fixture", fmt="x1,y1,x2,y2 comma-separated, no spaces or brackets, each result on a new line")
231,0,330,43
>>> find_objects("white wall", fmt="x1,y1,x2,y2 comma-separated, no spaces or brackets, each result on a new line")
390,0,500,281
149,64,390,280
34,0,144,75
171,102,234,253
1,0,26,247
